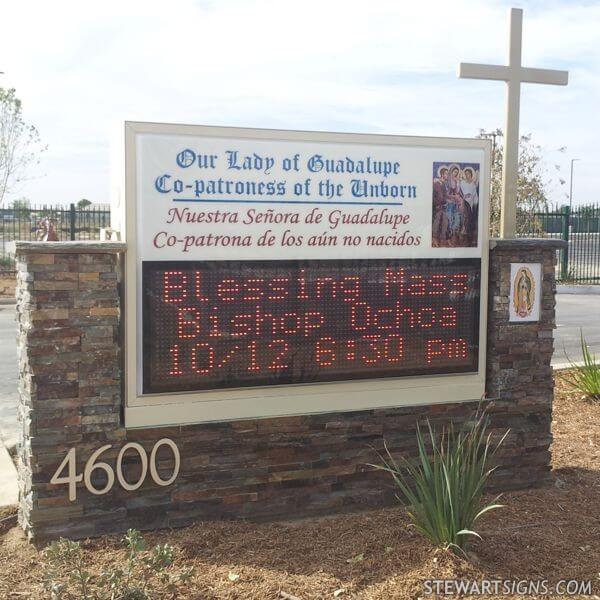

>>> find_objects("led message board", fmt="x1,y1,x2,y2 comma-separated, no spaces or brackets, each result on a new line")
115,122,490,427
143,259,480,393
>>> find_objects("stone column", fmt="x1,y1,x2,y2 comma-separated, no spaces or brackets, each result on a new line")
485,238,567,488
15,242,126,541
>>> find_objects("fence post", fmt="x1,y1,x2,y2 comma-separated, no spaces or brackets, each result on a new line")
560,205,570,280
69,203,76,241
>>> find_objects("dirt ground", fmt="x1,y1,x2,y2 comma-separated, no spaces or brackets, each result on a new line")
0,374,598,599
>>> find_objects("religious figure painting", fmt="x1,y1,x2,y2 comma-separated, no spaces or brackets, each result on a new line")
509,263,542,322
513,267,535,318
431,161,480,248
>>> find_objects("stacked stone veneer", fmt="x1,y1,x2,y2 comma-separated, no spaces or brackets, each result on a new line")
15,239,565,542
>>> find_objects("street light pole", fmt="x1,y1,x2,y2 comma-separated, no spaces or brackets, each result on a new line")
568,158,580,213
480,130,503,163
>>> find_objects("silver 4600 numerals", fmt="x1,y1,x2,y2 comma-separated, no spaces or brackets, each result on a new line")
50,439,180,501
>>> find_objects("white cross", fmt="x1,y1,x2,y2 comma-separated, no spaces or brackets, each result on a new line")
458,7,568,238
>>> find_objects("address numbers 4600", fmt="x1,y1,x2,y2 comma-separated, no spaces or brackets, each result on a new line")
50,439,180,501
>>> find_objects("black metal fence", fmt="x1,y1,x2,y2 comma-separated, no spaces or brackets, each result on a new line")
520,203,600,283
0,204,110,275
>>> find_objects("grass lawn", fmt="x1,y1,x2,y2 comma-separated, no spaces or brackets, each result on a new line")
0,373,598,599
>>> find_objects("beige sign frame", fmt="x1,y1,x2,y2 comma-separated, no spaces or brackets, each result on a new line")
115,121,491,428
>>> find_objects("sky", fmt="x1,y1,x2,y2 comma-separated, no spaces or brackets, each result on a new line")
0,0,598,208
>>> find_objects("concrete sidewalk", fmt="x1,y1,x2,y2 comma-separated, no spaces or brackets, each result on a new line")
0,445,17,506
557,284,600,295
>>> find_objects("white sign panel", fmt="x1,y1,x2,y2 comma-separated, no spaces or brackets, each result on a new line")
115,122,490,428
132,133,485,261
509,263,542,322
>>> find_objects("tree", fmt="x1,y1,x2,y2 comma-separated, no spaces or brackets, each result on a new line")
0,87,45,206
478,129,566,236
77,198,92,209
11,197,30,210
11,197,31,217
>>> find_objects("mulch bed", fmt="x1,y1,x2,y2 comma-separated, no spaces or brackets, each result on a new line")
0,373,598,599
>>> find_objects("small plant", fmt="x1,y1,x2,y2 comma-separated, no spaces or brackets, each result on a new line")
42,528,193,599
370,410,507,554
563,332,600,401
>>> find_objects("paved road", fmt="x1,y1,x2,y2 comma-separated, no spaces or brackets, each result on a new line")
554,294,600,365
0,303,18,448
0,295,597,446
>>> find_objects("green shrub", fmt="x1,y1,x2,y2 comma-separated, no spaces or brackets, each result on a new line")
563,332,600,401
42,528,193,599
370,411,507,554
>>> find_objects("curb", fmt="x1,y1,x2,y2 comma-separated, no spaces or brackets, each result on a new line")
557,285,600,295
0,298,15,306
553,361,585,370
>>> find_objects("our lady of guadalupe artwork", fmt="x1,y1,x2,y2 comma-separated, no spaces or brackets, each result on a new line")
509,263,542,322
431,161,479,248
513,266,535,318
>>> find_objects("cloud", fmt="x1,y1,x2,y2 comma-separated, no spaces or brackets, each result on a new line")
0,0,597,206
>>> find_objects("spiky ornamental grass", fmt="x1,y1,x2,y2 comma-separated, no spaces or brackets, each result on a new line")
563,332,600,402
370,411,507,555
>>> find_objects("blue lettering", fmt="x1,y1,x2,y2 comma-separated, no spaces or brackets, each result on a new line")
307,154,324,173
226,150,240,170
351,179,366,197
176,149,196,168
154,174,171,193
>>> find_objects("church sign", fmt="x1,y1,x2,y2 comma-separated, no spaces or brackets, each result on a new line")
113,122,490,428
12,6,567,540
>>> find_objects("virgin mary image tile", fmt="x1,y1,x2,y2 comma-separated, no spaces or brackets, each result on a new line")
509,263,542,322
